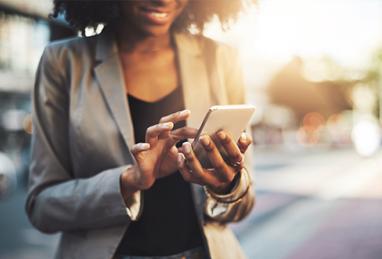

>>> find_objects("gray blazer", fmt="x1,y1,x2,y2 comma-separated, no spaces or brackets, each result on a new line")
26,28,255,259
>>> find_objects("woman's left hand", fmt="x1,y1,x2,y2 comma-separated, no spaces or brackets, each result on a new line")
177,130,252,194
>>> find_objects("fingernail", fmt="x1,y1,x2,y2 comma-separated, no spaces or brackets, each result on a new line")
241,132,247,140
180,110,190,117
162,122,173,129
140,143,150,149
217,131,226,140
183,142,191,154
200,135,209,146
177,153,185,166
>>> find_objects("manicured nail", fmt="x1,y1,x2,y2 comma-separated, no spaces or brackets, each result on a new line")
177,153,185,166
183,142,192,154
241,132,247,141
217,131,226,140
162,122,173,129
180,110,191,117
200,135,210,146
139,143,150,149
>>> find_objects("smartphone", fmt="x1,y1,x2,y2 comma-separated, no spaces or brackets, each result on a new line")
191,104,255,169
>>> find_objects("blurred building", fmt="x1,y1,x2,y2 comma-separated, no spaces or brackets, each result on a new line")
251,57,356,148
267,57,353,122
0,0,74,187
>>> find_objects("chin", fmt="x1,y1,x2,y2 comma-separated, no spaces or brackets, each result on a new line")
140,24,173,37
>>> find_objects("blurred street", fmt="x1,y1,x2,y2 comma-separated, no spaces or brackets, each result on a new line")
233,147,382,259
1,147,382,259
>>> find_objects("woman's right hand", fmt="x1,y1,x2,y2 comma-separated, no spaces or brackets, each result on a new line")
120,110,196,196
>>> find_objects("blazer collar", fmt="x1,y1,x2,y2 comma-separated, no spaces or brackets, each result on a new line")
173,33,212,129
94,28,135,147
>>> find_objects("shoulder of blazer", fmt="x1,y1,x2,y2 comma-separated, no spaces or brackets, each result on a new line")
38,36,99,97
174,32,239,71
184,33,240,80
176,32,238,63
43,35,98,65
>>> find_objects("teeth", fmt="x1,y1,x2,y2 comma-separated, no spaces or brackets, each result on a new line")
151,12,168,19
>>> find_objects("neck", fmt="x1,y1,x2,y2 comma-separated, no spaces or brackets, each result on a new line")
115,24,172,53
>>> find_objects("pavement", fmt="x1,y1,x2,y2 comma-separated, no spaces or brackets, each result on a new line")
1,147,382,259
232,147,382,259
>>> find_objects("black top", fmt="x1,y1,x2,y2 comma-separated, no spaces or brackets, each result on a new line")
116,86,203,256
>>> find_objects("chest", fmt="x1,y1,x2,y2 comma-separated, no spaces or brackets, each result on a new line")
119,49,179,102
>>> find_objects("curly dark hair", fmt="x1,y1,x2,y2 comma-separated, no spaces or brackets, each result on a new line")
52,0,253,33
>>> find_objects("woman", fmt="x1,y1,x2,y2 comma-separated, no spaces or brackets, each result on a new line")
26,1,255,258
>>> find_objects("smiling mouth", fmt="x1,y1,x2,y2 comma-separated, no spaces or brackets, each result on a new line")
148,12,168,22
139,6,171,24
150,12,169,19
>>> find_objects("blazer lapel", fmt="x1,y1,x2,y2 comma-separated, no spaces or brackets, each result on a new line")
174,33,212,129
94,29,135,148
174,33,212,221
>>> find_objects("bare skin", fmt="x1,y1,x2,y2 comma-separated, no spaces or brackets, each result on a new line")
119,40,178,102
178,132,252,194
117,0,253,202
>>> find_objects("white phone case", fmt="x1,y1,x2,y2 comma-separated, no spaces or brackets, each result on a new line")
192,105,255,169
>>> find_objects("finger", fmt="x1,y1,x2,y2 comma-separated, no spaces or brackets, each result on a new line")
145,122,174,145
182,142,204,173
159,109,191,124
200,135,235,183
168,145,179,160
171,127,198,140
180,142,216,183
177,153,194,183
237,132,253,153
178,147,218,186
131,143,150,155
216,130,244,168
165,127,198,150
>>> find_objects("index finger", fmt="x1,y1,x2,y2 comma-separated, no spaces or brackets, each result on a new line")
145,122,174,145
159,109,191,124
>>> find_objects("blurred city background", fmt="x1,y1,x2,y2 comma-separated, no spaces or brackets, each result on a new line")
0,0,382,258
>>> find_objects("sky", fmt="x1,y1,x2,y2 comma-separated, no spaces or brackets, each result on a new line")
205,0,382,87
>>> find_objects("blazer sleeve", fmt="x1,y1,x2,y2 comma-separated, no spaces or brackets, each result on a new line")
204,44,256,223
25,45,133,234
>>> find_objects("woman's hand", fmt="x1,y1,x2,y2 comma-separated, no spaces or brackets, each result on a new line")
120,110,197,194
177,131,252,194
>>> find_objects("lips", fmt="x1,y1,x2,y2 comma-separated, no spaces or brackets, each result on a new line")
150,12,168,19
138,6,172,25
